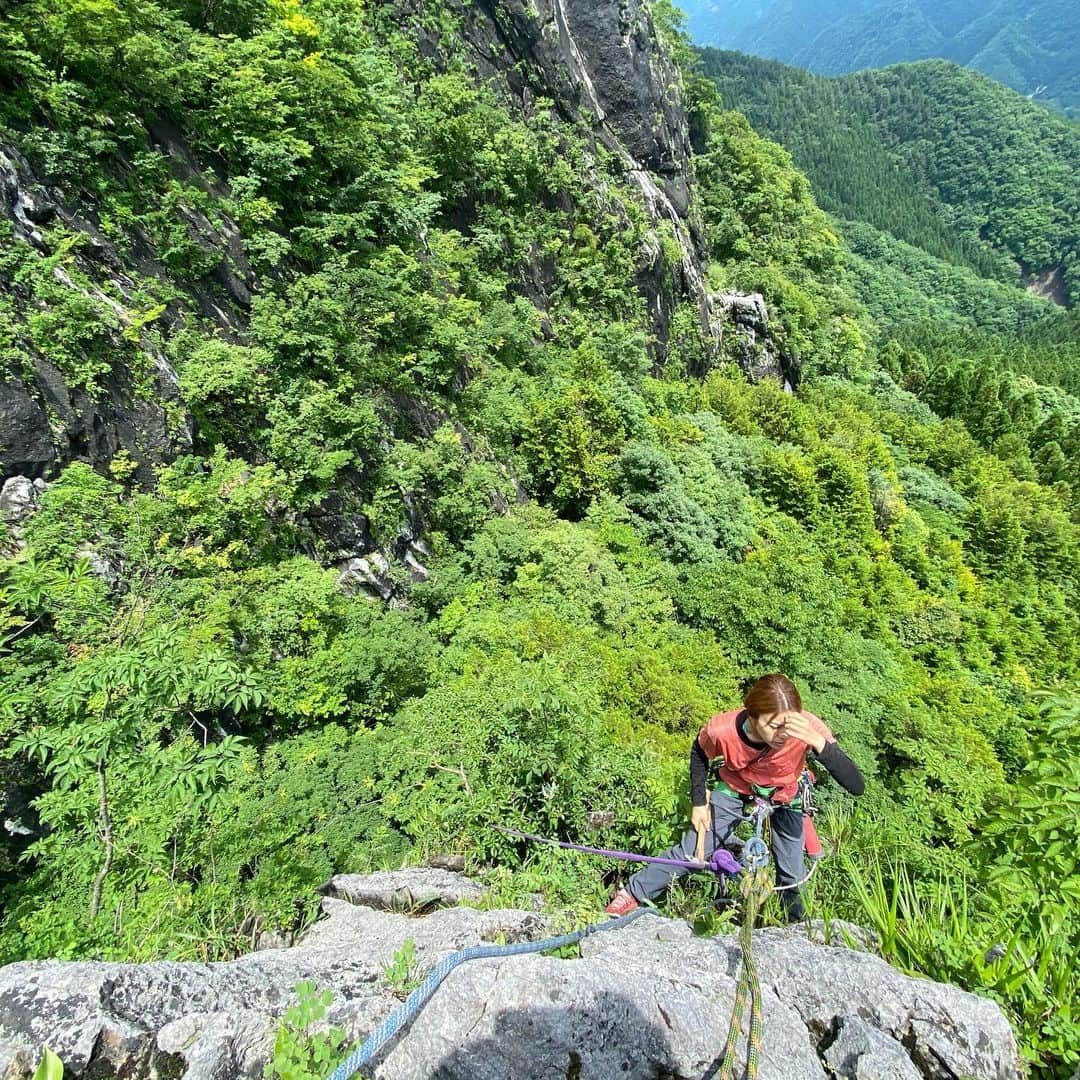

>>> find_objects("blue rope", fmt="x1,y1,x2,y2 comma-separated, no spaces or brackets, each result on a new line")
326,908,650,1080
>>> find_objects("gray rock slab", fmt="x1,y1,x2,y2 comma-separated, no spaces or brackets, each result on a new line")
0,381,55,482
321,869,487,912
0,898,537,1078
157,1011,275,1080
784,918,880,952
379,915,824,1080
0,477,41,526
0,1045,31,1080
824,1015,922,1079
0,872,1022,1080
752,926,1018,1079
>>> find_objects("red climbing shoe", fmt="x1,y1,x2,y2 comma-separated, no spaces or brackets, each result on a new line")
604,888,639,917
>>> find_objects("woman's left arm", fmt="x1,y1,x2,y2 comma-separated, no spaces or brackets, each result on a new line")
782,712,865,796
813,740,865,795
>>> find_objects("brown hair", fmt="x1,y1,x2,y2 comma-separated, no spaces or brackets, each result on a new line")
743,674,801,718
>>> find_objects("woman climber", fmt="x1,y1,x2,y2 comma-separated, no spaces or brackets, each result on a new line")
605,673,864,922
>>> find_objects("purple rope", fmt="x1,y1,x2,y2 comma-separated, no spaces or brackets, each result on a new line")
493,825,742,876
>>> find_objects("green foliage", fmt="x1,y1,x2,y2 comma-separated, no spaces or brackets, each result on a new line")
519,347,632,518
0,230,141,395
265,982,348,1080
616,443,718,562
202,725,408,932
694,0,1080,119
700,51,1015,282
974,697,1080,1072
818,695,1080,1075
696,108,840,279
31,1048,64,1080
894,337,1080,510
382,939,419,998
896,464,969,516
833,839,1079,1077
0,587,258,956
841,220,1065,338
367,425,512,550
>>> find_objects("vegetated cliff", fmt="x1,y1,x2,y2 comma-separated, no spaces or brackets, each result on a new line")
0,0,786,491
0,870,1021,1080
0,130,234,485
434,0,709,308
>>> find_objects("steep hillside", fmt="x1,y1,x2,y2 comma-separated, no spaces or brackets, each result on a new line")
679,0,1080,115
1,1,1078,1073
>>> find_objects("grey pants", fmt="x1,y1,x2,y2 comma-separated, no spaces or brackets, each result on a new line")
626,787,807,920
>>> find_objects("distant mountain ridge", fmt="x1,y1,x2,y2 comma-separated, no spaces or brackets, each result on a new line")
679,0,1080,115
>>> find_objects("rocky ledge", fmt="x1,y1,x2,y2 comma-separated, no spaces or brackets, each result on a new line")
0,870,1019,1079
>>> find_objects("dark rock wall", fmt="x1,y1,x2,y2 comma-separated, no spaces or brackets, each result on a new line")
0,143,204,485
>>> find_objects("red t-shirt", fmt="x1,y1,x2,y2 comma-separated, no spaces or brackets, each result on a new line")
698,709,834,804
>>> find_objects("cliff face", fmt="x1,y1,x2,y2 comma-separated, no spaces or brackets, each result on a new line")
0,143,194,483
0,0,740,488
0,116,262,484
450,0,697,198
447,0,711,328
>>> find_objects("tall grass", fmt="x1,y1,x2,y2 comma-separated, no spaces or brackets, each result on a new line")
823,849,1079,1078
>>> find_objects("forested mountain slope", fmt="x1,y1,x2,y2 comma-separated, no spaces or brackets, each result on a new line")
679,0,1080,116
700,48,1080,404
0,0,1078,1073
700,52,1080,303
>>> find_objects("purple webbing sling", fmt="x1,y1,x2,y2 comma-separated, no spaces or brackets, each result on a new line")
493,825,742,876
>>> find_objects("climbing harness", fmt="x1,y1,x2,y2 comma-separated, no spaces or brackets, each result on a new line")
326,908,649,1080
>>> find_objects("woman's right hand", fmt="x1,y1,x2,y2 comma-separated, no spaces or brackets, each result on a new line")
691,803,711,835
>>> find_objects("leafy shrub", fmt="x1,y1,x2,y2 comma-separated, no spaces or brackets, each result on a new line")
382,939,419,998
615,443,718,562
520,356,629,517
265,982,348,1080
897,465,969,515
